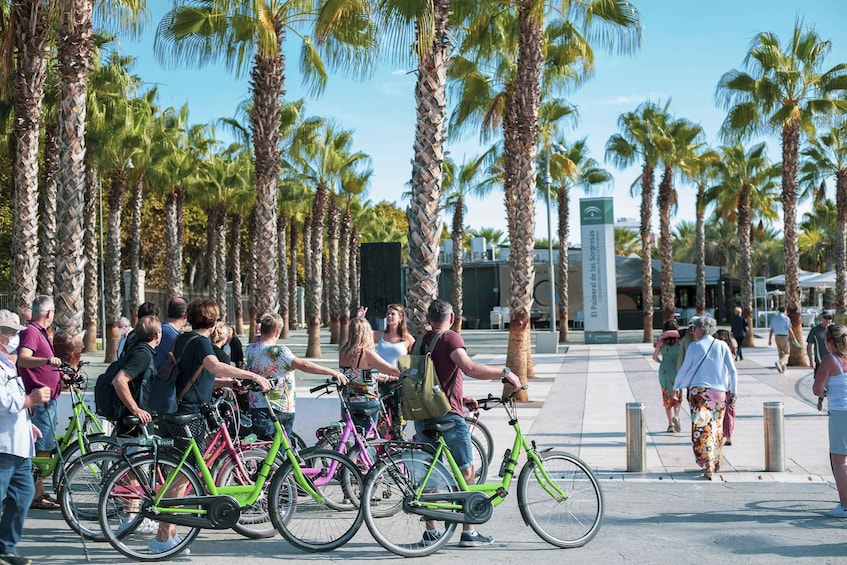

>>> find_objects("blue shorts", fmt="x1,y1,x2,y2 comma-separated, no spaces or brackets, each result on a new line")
31,399,58,452
414,412,472,471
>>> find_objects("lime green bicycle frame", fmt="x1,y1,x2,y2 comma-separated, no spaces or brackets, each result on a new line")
412,416,568,514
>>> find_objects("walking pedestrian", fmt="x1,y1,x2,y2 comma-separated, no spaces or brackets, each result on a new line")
768,306,796,373
714,329,738,446
730,307,749,361
652,320,682,433
807,313,832,376
673,315,738,480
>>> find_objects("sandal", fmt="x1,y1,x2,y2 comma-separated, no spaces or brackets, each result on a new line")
30,496,60,510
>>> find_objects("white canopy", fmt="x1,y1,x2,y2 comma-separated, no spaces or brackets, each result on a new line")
801,270,837,289
766,270,818,286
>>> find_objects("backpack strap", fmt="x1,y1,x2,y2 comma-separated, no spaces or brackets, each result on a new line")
173,334,202,405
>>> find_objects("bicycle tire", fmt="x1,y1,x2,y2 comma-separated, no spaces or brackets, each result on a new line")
53,435,118,493
470,435,489,484
216,448,278,539
363,449,459,557
466,415,494,464
517,451,603,548
99,454,203,561
268,449,364,552
59,450,123,541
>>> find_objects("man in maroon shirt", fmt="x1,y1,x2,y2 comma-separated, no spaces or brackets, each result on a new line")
16,296,63,509
415,299,521,547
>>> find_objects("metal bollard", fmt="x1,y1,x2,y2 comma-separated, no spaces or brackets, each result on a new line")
626,402,646,472
763,401,785,472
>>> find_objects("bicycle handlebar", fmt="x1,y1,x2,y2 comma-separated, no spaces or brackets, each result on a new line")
309,379,341,395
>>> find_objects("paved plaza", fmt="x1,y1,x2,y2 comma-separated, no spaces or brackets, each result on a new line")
16,327,847,564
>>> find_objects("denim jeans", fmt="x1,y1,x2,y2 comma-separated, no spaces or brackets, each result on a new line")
31,398,58,452
250,408,295,443
0,453,36,554
414,412,473,470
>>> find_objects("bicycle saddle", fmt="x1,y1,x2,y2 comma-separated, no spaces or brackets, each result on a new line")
421,420,456,435
160,413,202,426
350,405,380,418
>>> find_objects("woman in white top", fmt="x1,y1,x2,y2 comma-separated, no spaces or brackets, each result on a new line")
673,315,737,479
813,324,847,517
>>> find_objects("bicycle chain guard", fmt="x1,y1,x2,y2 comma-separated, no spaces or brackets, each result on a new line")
402,491,493,525
151,495,241,530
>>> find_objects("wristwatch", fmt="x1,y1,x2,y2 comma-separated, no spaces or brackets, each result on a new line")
503,367,510,379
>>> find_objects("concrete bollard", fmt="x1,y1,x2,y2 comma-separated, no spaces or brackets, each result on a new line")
763,401,785,472
626,402,646,472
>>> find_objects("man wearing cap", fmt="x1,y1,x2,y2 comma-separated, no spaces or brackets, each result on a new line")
768,306,796,374
0,309,51,565
15,296,63,509
807,312,833,375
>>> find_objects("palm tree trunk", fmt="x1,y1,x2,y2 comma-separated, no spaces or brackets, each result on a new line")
53,0,92,343
305,201,324,357
638,163,655,342
327,198,340,344
38,122,59,295
557,186,570,342
338,210,352,347
738,186,755,348
277,213,289,338
288,220,299,331
204,208,216,294
214,206,228,322
405,0,451,334
250,43,284,318
350,227,360,322
695,179,706,315
451,196,464,333
503,0,544,398
128,175,143,322
835,170,847,315
231,214,244,334
82,160,99,352
11,0,51,312
104,171,127,361
164,190,183,300
658,166,675,323
782,118,805,366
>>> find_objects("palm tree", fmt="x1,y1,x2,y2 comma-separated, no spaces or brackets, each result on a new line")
606,101,666,342
684,147,719,316
157,0,376,321
801,124,847,313
443,154,488,332
707,142,778,347
544,137,612,342
799,202,836,272
716,21,847,366
10,1,52,313
615,226,640,257
656,116,704,322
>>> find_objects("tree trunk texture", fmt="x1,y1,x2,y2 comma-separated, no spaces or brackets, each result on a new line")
306,198,324,358
164,190,183,300
277,213,289,339
82,160,99,352
104,170,127,361
249,39,285,318
558,186,570,342
288,220,299,331
11,0,51,312
640,163,655,343
203,208,216,294
327,198,340,344
338,210,352,348
231,214,244,335
738,185,755,348
53,0,92,343
451,195,464,334
405,0,450,334
503,1,544,398
782,119,805,367
213,205,227,322
246,209,258,343
695,180,706,316
350,228,360,322
657,166,675,323
128,175,143,323
835,170,847,315
37,122,59,295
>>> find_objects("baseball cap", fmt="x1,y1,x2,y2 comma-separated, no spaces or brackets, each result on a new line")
688,315,700,326
823,313,833,319
0,309,25,332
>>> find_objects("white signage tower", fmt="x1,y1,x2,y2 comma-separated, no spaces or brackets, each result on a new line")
580,197,618,344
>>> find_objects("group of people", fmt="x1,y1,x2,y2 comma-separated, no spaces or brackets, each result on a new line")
653,315,738,479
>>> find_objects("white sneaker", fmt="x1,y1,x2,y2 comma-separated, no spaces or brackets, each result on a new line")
774,361,784,374
137,518,158,535
149,535,190,555
827,504,847,518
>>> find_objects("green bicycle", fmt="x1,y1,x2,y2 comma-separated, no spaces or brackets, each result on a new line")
362,386,604,557
97,382,364,561
31,361,116,492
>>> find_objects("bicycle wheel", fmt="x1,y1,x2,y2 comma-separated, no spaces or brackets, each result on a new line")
216,449,277,539
59,450,123,541
466,416,494,464
53,435,118,493
363,449,459,557
99,454,203,561
470,435,489,484
517,451,603,548
268,449,364,552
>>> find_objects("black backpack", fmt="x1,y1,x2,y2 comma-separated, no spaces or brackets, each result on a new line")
148,335,203,415
94,346,148,422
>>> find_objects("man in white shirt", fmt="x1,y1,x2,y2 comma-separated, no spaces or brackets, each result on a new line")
768,306,796,373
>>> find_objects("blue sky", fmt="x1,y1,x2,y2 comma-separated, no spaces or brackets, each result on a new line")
119,1,847,246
